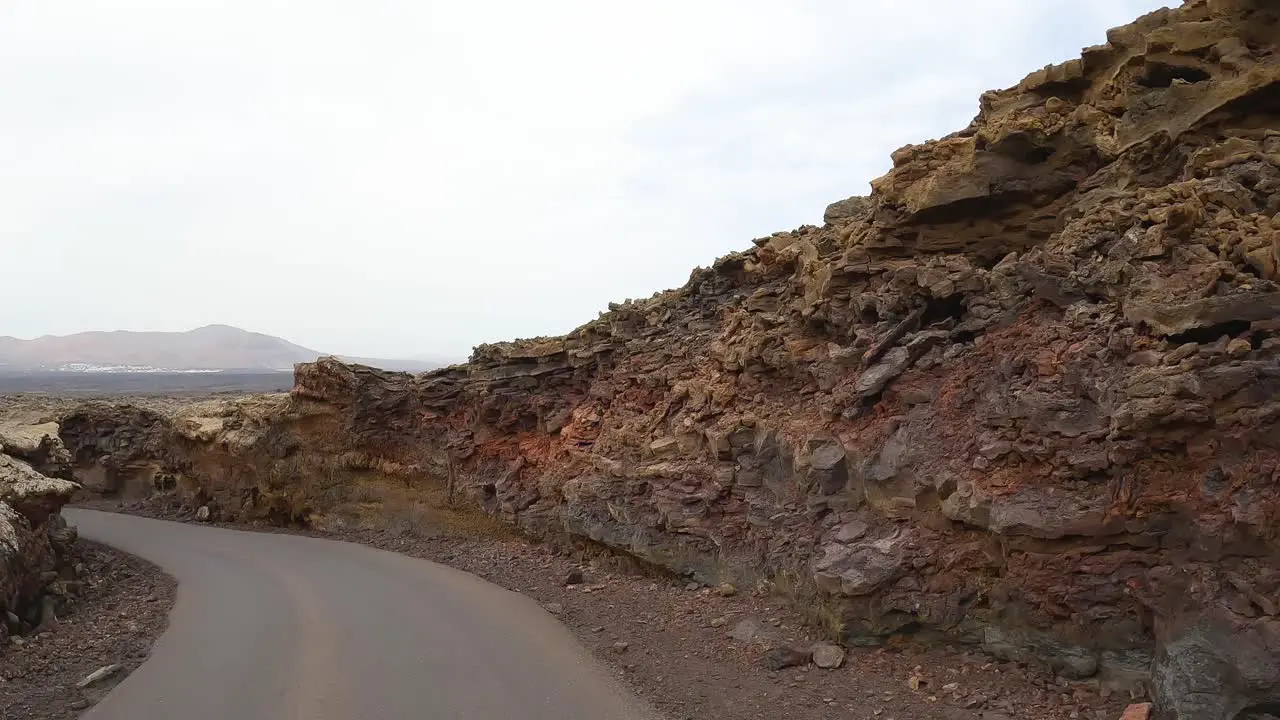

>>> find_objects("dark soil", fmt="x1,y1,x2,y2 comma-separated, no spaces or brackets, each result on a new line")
0,541,176,720
82,498,1135,720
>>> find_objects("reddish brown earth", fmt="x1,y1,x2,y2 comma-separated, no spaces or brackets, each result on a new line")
5,2,1280,719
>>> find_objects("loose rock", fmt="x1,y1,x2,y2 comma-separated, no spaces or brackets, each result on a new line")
811,643,846,669
762,646,811,671
76,664,123,689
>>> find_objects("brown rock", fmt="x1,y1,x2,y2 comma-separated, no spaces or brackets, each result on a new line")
762,646,811,671
37,4,1280,717
0,452,78,630
834,519,869,543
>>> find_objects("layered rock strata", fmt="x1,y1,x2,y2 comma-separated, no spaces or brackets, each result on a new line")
43,2,1280,717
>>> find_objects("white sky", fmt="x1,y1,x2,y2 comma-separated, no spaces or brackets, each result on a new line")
0,1,1170,360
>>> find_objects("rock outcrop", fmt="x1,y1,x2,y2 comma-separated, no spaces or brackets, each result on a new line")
0,425,79,647
38,2,1280,717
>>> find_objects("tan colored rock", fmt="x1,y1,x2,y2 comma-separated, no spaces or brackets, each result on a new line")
0,450,78,637
811,643,845,669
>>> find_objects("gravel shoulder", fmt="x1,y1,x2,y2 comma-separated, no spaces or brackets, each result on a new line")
78,498,1132,720
0,540,176,720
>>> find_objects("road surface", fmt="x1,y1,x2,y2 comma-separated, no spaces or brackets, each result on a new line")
66,509,662,720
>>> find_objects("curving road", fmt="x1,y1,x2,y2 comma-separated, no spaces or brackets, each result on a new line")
66,509,662,720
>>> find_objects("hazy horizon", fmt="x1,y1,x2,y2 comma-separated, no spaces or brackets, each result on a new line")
0,323,463,363
0,1,1171,359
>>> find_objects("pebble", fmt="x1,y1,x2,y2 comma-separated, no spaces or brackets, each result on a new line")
76,664,123,688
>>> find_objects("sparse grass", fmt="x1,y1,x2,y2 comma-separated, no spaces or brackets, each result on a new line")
348,482,383,504
131,444,515,542
770,564,847,642
380,500,440,539
343,476,516,540
278,466,516,541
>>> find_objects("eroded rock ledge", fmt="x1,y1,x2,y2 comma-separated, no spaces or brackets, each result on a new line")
38,2,1280,718
0,426,79,647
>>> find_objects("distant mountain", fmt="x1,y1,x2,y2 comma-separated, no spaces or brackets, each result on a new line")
0,325,444,373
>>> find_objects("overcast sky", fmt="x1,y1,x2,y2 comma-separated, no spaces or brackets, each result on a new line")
0,1,1169,361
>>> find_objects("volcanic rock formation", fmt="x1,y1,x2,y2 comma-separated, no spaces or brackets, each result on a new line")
40,2,1280,717
0,424,79,647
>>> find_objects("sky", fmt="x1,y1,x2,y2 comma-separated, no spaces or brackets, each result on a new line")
0,1,1171,361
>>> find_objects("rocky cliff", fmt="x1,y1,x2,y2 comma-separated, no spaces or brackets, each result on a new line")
40,2,1280,717
0,423,80,648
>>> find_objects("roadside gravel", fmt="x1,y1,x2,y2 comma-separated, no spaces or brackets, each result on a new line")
0,541,175,720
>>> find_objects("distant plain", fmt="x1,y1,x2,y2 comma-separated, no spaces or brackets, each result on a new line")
0,371,294,396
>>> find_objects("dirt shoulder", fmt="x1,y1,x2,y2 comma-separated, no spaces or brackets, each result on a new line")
79,499,1132,720
0,540,176,720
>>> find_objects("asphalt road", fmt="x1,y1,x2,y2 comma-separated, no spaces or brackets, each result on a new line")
66,509,661,720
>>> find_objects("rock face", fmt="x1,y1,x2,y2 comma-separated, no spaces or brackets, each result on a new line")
40,2,1280,717
0,427,79,647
